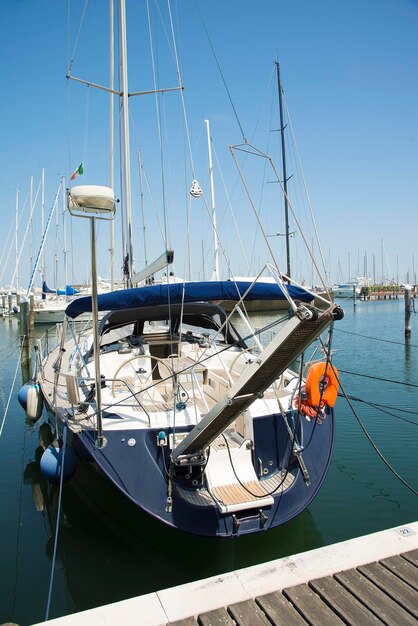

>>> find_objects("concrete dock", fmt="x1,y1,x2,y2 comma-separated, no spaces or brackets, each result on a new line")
33,521,418,626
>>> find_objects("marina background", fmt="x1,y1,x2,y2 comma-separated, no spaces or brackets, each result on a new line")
0,0,417,287
0,298,416,625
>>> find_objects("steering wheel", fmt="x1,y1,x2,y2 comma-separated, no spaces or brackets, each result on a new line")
228,347,256,376
111,354,175,398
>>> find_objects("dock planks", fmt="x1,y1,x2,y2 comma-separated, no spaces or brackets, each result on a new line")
168,549,418,625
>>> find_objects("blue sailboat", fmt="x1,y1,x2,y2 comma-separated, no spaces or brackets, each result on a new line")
20,1,343,538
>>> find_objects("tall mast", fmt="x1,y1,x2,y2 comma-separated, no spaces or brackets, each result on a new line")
41,168,45,283
119,0,134,287
55,179,59,288
204,119,220,280
109,0,115,290
29,175,34,275
62,176,67,287
15,188,19,293
275,62,291,279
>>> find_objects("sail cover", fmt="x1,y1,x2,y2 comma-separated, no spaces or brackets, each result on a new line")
65,280,313,319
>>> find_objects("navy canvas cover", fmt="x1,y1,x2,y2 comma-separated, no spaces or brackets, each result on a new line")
65,280,312,319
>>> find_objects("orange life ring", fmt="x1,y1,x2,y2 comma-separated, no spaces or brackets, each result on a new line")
305,362,339,408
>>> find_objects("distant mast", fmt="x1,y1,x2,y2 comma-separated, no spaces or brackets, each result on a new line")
275,61,291,279
205,119,220,281
109,0,115,290
119,0,134,287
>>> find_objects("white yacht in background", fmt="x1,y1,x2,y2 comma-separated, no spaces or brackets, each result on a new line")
333,277,369,299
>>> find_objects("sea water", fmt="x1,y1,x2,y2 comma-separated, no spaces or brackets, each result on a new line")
0,299,416,624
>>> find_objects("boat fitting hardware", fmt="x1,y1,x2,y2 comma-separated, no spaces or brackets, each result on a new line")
233,509,268,533
173,451,207,467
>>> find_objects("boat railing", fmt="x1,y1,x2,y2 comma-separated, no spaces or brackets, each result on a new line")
37,323,64,363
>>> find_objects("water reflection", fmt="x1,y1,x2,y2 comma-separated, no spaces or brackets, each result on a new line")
23,424,324,615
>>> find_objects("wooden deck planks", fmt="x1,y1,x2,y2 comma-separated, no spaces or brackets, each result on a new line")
358,561,418,618
334,568,417,626
256,590,309,626
282,584,344,625
308,576,383,625
198,607,235,626
166,550,418,626
379,554,418,591
402,549,418,567
227,599,272,626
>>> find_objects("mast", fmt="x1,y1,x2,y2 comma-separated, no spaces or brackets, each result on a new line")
15,188,19,293
41,168,45,284
109,0,115,290
118,0,134,287
29,175,34,277
275,61,291,279
54,180,59,288
62,176,68,287
204,119,220,280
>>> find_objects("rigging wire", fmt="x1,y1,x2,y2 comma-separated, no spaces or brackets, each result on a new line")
194,0,246,142
211,141,251,275
249,69,276,274
67,0,89,75
282,93,331,287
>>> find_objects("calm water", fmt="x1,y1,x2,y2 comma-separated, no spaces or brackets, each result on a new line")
0,300,417,625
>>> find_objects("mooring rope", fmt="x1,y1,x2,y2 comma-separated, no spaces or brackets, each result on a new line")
344,394,418,426
329,361,418,497
338,369,418,389
0,350,22,439
335,327,418,349
44,419,68,621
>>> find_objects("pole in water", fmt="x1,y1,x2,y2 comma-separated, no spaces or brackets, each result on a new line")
29,293,34,328
353,284,357,308
405,286,412,338
19,297,31,369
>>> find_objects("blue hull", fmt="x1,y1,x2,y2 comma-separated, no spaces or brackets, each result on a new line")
57,409,334,538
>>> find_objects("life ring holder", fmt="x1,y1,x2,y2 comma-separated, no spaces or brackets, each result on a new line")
304,361,339,408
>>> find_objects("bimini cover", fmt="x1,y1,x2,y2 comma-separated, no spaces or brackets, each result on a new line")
65,280,313,319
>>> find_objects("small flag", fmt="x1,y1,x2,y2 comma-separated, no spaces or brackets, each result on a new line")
70,162,84,181
190,179,203,198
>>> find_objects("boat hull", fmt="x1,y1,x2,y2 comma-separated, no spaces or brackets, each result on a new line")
45,407,334,538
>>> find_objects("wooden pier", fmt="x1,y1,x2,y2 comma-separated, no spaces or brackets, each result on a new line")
33,521,418,626
169,549,418,625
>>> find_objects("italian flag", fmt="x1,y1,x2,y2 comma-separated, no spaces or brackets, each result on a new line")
70,162,84,181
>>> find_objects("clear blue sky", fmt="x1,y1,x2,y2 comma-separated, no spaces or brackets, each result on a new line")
0,0,417,288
